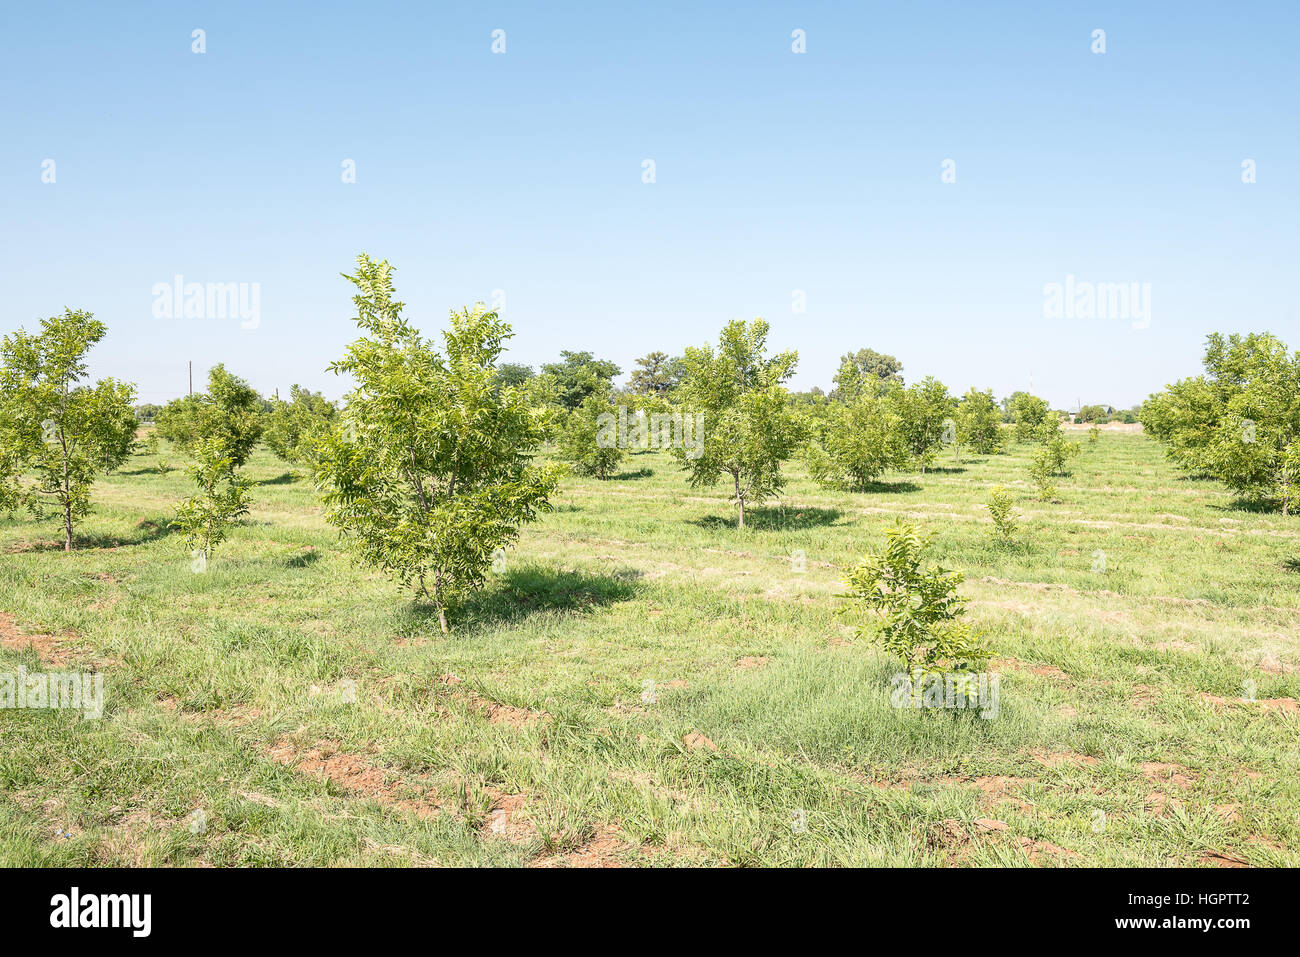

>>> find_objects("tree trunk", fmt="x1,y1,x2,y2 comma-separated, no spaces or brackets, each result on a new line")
61,426,72,551
734,473,744,529
432,571,449,633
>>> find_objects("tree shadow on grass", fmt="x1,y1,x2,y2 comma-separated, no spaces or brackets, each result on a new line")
285,548,321,568
1282,558,1300,575
689,506,845,531
25,517,181,551
610,468,654,480
926,466,968,475
258,471,299,486
1210,497,1280,515
858,479,922,494
403,565,642,633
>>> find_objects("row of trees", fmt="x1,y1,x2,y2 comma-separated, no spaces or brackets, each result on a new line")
551,327,1073,525
4,255,1231,631
0,296,1082,558
805,381,1004,491
517,335,1108,524
506,341,1123,427
1141,332,1300,514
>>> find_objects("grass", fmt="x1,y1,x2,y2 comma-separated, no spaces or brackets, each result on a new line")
0,432,1297,867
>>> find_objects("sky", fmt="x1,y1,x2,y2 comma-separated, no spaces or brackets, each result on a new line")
2,1,1297,410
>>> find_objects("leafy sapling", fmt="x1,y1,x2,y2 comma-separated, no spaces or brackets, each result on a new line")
169,367,263,565
841,522,988,686
315,254,561,632
172,437,252,566
558,394,626,479
1028,451,1057,502
673,319,804,528
986,485,1019,546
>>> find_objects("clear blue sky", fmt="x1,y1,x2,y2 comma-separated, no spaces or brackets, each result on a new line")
2,1,1297,409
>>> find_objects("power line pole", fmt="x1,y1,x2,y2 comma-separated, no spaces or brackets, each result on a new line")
188,360,192,396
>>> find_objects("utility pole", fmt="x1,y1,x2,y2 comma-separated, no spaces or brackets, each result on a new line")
188,360,192,396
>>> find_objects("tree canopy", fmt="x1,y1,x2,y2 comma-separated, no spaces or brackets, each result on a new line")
0,309,137,550
831,348,904,401
315,255,562,631
539,350,621,410
1143,332,1300,513
674,319,804,527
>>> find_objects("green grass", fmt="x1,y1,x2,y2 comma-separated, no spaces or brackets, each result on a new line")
1,433,1297,866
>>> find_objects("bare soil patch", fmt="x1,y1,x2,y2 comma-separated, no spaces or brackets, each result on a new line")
439,673,552,727
1141,762,1196,788
529,824,629,868
1200,850,1250,868
0,613,95,667
970,775,1035,811
1031,750,1099,768
682,732,717,752
269,738,449,819
481,788,536,843
1199,693,1299,714
1016,836,1078,864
